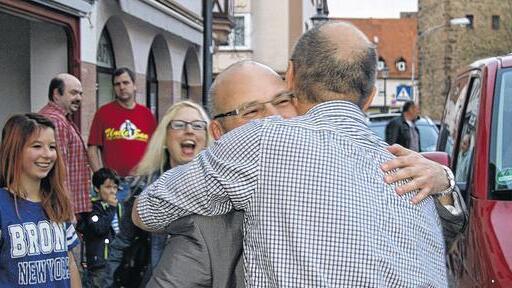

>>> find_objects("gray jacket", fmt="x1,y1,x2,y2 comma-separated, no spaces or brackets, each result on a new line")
147,210,244,288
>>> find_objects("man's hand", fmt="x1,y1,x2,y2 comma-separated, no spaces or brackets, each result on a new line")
381,144,451,204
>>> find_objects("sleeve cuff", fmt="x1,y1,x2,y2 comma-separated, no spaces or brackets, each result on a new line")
442,191,463,216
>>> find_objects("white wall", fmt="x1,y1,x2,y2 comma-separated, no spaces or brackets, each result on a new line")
83,0,199,81
0,13,31,126
174,0,201,15
252,0,290,73
30,22,68,112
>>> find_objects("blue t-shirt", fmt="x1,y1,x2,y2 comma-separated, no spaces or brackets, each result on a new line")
0,188,78,287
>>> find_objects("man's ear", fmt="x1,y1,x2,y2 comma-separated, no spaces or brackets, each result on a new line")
285,60,295,91
210,120,225,141
362,86,377,112
52,88,61,101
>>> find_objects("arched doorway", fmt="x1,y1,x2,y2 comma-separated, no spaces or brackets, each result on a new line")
181,49,201,103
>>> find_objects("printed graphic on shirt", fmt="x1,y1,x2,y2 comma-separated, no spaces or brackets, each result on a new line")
8,221,71,285
105,120,149,142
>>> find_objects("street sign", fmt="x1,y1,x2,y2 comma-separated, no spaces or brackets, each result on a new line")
396,85,412,101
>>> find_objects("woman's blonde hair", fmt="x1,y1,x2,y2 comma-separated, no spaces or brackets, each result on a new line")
134,100,211,176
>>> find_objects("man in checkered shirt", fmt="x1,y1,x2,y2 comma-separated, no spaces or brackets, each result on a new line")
134,22,448,287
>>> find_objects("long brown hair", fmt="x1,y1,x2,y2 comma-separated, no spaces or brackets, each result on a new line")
0,113,73,222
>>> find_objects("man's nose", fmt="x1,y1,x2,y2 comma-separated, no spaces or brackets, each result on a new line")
263,104,279,117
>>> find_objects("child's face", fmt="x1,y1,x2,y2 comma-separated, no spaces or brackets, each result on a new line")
96,178,118,204
21,128,57,184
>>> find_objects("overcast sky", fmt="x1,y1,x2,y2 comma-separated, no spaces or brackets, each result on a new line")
327,0,418,18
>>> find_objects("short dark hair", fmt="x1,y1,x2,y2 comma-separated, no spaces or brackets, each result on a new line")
290,24,377,107
402,101,416,113
48,77,65,101
112,67,135,85
92,168,120,190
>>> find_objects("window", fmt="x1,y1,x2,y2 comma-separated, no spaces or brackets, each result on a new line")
438,75,470,157
146,50,158,119
490,69,512,196
395,58,407,72
492,15,500,30
454,77,480,200
219,14,251,50
466,15,474,29
377,58,386,71
181,63,189,100
96,29,116,108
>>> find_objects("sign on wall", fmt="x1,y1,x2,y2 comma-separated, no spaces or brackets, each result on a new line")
396,85,412,101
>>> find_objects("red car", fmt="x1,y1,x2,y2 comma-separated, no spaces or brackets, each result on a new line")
430,54,512,286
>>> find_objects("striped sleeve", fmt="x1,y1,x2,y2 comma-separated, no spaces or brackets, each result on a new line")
66,222,79,250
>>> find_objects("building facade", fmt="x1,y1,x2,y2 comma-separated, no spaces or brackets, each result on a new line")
213,0,316,76
0,0,233,139
418,0,512,120
334,16,417,113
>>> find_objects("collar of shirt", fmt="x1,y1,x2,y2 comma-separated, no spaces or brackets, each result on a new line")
46,101,72,120
304,100,368,127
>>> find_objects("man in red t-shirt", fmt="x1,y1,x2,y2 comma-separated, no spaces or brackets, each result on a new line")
88,67,156,200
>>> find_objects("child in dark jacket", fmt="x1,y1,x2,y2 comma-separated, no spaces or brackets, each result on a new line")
79,168,122,288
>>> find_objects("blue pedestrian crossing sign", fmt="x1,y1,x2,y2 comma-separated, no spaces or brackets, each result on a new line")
396,85,412,101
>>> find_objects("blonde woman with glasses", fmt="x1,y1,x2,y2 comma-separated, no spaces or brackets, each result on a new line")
104,101,217,287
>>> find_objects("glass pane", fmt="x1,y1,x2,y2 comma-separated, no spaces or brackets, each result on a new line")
97,72,114,107
494,70,512,190
149,82,158,117
97,30,115,68
440,75,470,156
454,77,480,183
234,16,245,46
147,52,157,80
417,125,438,152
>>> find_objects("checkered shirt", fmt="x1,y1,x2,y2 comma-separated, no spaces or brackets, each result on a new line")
138,101,447,287
40,102,92,213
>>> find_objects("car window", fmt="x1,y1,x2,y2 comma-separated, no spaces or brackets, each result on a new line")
417,124,438,152
368,120,438,152
369,124,386,139
438,74,471,159
454,77,480,198
491,69,512,193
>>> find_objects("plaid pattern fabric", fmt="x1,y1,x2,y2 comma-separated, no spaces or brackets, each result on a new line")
40,103,92,213
138,101,447,287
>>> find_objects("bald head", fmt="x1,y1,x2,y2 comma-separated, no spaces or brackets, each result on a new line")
208,60,297,138
209,61,283,115
290,22,377,107
48,73,83,114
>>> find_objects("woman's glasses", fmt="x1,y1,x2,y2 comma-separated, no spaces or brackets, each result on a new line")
168,120,207,131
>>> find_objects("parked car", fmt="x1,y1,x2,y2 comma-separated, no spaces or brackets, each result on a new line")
425,54,512,286
366,113,439,152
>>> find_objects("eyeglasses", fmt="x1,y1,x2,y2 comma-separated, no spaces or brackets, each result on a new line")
168,120,207,131
213,92,294,120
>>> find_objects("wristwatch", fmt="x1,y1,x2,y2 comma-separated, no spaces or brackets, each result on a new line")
438,165,455,196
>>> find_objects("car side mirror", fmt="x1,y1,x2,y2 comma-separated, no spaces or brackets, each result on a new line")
421,151,450,167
